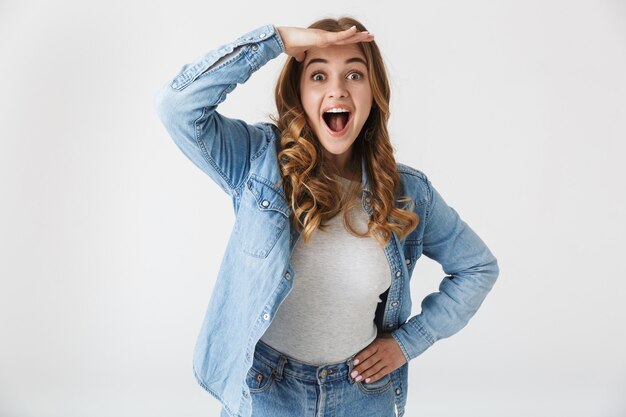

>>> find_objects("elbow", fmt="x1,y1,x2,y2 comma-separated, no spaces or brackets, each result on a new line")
486,255,500,289
465,252,499,291
154,81,186,129
154,83,174,125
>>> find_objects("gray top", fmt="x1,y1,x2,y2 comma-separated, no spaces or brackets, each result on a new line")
259,175,392,365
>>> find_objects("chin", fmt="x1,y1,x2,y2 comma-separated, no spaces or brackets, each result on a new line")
320,141,354,155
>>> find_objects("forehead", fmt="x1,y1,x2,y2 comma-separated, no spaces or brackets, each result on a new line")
303,43,367,67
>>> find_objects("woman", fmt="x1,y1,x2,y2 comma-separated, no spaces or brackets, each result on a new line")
155,17,499,417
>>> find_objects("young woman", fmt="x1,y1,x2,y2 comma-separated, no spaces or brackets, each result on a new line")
155,17,499,417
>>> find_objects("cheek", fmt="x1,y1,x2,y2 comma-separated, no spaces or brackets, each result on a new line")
356,87,373,107
300,88,321,120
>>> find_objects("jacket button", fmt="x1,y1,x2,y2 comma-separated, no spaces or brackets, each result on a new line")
391,301,398,308
251,44,259,51
405,258,411,265
285,271,291,280
261,200,269,207
395,388,402,395
395,270,401,277
263,313,270,320
365,197,371,203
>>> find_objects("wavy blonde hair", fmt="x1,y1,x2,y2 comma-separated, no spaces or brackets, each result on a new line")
272,17,419,247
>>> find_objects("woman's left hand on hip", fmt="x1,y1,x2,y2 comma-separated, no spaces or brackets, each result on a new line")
350,333,407,384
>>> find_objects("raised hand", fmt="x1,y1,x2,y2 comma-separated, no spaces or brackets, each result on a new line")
276,25,375,62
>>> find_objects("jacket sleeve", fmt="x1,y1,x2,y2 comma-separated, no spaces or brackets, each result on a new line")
391,176,500,362
153,24,285,194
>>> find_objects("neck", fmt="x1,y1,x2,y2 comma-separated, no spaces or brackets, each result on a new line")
324,149,359,181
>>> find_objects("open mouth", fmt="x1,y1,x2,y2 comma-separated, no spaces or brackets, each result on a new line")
322,109,352,135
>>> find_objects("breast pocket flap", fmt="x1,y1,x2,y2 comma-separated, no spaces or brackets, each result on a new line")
246,175,291,218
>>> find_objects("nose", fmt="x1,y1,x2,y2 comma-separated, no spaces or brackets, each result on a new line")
327,77,348,99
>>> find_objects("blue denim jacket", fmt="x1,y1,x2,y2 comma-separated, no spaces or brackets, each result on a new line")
154,24,499,417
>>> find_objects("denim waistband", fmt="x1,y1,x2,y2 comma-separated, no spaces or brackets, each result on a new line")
254,338,358,384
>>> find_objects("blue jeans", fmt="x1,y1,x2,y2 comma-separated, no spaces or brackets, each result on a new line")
222,338,397,417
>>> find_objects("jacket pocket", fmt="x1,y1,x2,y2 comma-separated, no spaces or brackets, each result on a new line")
234,174,290,258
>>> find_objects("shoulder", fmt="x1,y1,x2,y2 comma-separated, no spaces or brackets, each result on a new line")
243,121,281,161
396,162,431,206
266,122,281,141
396,162,427,182
262,122,282,150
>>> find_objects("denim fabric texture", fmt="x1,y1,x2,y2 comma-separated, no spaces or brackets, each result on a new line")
220,338,396,417
154,24,500,417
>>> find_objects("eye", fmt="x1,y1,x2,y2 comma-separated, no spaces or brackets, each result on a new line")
347,71,364,80
312,72,325,81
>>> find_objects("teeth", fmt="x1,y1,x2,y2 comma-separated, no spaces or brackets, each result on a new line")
325,108,350,113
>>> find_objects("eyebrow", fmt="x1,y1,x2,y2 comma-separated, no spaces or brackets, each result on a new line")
304,57,367,71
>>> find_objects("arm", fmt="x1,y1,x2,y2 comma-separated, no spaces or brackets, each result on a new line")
153,24,285,194
391,176,500,362
154,25,374,195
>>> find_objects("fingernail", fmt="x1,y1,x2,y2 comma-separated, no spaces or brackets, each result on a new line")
353,359,359,365
365,378,371,383
351,370,358,378
355,375,363,382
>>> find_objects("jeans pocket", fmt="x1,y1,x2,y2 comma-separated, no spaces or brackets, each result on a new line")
245,356,276,393
356,372,393,395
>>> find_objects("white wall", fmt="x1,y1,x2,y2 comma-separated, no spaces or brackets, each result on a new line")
1,0,624,416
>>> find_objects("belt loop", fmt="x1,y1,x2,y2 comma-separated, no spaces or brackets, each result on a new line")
346,354,356,384
346,353,356,369
273,354,288,382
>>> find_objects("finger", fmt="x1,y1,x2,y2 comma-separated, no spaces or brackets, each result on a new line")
319,26,358,47
356,359,386,382
332,29,374,43
335,25,359,40
362,365,391,384
336,30,374,44
333,33,375,45
352,345,377,370
352,351,381,377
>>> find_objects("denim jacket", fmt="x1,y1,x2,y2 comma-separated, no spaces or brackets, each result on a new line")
154,24,499,417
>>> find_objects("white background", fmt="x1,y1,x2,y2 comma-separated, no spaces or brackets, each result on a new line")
1,0,625,416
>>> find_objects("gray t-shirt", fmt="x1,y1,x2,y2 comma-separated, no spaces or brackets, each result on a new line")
259,175,392,365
